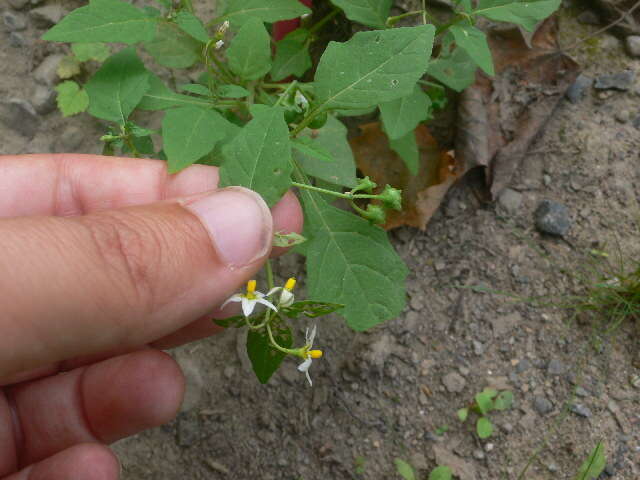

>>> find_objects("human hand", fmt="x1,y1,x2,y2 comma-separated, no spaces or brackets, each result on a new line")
0,154,303,479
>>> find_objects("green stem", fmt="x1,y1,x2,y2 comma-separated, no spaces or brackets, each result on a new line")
273,80,298,107
386,10,424,27
208,51,235,84
308,8,340,34
265,259,275,290
289,108,324,137
266,323,298,356
291,181,377,200
261,82,289,90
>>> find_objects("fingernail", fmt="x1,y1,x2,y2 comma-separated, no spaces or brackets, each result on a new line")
185,187,272,267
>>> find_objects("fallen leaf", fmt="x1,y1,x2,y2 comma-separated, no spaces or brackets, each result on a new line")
350,122,461,230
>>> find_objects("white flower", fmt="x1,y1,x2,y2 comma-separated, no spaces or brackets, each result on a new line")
221,280,277,317
297,325,322,386
215,40,224,50
217,20,230,35
267,277,296,307
294,90,309,111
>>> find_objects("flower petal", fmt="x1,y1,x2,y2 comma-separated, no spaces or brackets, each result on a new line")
297,357,312,372
307,325,317,347
266,287,281,297
220,295,242,309
305,369,312,386
256,298,278,312
241,297,255,317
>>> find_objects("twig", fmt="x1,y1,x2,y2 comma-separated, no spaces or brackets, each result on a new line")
562,0,640,52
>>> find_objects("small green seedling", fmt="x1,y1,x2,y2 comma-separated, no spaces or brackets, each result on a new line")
457,388,513,439
574,441,606,480
354,456,366,476
395,459,452,480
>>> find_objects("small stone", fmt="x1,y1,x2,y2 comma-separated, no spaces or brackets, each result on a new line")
501,422,513,434
484,443,494,452
515,358,531,374
30,5,65,28
8,0,30,8
566,74,593,104
31,84,57,115
615,109,631,123
497,188,523,214
8,32,25,48
575,386,589,397
547,359,567,375
3,11,27,31
0,99,40,139
543,174,552,186
625,36,640,58
594,70,636,91
472,449,485,460
33,54,65,86
533,396,553,415
569,403,592,418
534,200,571,237
176,411,200,447
442,372,466,393
577,10,600,25
473,340,485,355
547,462,559,472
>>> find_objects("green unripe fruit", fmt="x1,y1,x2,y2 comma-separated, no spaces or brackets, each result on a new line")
308,111,328,129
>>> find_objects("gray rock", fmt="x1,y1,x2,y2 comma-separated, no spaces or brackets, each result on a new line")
31,84,57,114
0,99,40,138
566,74,593,104
472,340,485,355
575,386,589,397
534,200,571,236
8,0,30,8
442,372,466,393
472,449,485,460
3,11,27,31
594,70,635,91
54,125,84,152
176,411,200,447
569,403,592,418
625,36,640,58
515,358,531,374
497,188,523,214
8,32,25,48
547,359,567,375
33,54,65,86
29,5,64,28
615,109,631,123
633,115,640,129
533,396,553,415
577,10,600,25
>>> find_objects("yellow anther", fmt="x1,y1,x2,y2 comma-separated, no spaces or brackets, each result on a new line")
284,277,296,291
246,280,257,294
309,350,323,359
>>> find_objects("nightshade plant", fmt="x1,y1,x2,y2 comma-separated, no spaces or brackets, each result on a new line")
44,0,561,384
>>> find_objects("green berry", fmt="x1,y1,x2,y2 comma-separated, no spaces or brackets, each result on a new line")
308,111,328,129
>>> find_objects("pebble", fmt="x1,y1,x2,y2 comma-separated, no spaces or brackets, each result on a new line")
534,200,571,237
484,443,494,452
30,5,65,28
442,372,466,393
31,84,57,115
577,10,600,25
543,174,552,186
8,32,25,48
0,99,40,138
566,74,593,104
569,403,592,418
533,396,553,415
33,54,65,86
625,36,640,58
472,449,485,460
615,109,631,123
515,358,531,374
473,340,485,355
575,386,589,397
594,70,636,91
547,462,559,472
497,188,523,215
8,0,30,8
547,359,567,375
2,11,27,31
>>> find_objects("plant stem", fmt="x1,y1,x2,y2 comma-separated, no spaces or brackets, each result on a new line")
265,259,275,290
289,108,324,136
291,181,377,200
386,10,424,27
273,80,298,107
262,82,289,90
308,8,340,34
266,323,298,356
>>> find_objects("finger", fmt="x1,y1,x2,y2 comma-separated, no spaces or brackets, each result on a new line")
0,186,273,377
2,444,119,480
4,350,182,468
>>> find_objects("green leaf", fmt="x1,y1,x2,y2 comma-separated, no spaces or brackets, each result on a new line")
394,459,416,480
475,391,494,415
292,137,334,164
449,25,494,76
280,300,344,319
330,0,392,28
227,17,272,81
162,106,229,173
429,466,453,480
459,0,473,12
220,0,311,28
271,30,312,81
71,42,111,62
294,116,357,188
144,21,201,68
175,11,209,43
56,55,81,79
42,0,157,44
217,84,251,98
130,135,155,155
314,25,435,111
219,105,293,206
246,323,292,384
379,85,432,140
300,191,408,331
429,45,477,92
213,315,245,328
457,407,469,422
474,0,561,31
493,391,514,410
179,84,211,96
574,442,606,480
389,130,419,175
84,48,149,124
476,416,494,439
138,74,211,110
273,231,307,248
55,81,89,117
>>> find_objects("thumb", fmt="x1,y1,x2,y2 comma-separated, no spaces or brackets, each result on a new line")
0,187,272,377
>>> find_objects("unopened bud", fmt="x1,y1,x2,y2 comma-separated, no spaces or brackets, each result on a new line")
378,185,402,211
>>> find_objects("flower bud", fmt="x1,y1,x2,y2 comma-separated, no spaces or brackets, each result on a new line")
363,204,386,224
355,176,377,194
378,185,402,211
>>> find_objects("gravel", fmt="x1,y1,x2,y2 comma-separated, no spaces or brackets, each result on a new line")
625,36,640,58
533,396,553,415
547,359,568,376
442,372,466,393
569,404,592,418
534,200,572,237
594,70,636,91
566,74,593,104
0,98,40,138
2,11,27,31
497,188,523,215
29,5,65,28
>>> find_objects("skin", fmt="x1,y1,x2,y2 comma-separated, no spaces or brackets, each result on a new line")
0,154,304,479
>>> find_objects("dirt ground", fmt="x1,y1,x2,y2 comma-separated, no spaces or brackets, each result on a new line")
1,1,639,479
